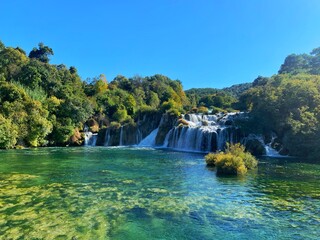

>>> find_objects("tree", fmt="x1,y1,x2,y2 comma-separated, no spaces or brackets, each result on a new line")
0,40,4,52
278,54,311,74
0,47,28,79
310,47,320,74
239,74,320,158
0,114,18,149
29,42,54,63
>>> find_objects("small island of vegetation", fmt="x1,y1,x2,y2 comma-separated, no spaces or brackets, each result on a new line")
205,143,258,176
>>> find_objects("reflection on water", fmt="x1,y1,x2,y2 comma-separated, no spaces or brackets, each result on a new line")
0,147,319,239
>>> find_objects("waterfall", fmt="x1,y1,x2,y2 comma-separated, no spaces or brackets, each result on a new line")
138,128,159,147
162,129,172,147
84,130,97,146
87,112,243,152
242,133,285,157
104,128,111,146
162,113,242,152
264,133,284,157
136,128,143,145
119,126,123,146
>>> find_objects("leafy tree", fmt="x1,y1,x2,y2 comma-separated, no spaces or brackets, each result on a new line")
24,100,53,147
0,41,4,52
0,47,28,79
147,91,160,108
278,54,311,74
0,114,18,149
252,76,269,87
239,74,320,157
49,118,75,145
310,47,320,74
112,109,128,123
29,42,54,63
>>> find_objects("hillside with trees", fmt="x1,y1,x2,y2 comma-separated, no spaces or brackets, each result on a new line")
238,47,320,158
185,83,252,113
0,41,189,148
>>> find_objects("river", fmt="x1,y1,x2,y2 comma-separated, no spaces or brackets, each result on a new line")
0,147,319,239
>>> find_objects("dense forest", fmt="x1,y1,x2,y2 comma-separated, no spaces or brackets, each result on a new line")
238,48,320,158
0,41,188,149
1,40,320,158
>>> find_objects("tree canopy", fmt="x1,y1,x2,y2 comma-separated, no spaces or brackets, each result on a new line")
28,43,54,63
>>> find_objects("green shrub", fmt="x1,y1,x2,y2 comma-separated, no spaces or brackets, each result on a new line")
0,114,18,149
205,153,217,167
112,109,128,123
197,106,209,114
210,106,227,114
242,152,258,169
167,108,180,117
205,143,258,175
110,121,121,129
214,153,247,175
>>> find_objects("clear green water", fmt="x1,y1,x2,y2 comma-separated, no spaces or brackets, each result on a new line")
0,147,319,240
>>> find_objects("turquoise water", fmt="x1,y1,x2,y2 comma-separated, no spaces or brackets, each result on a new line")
0,147,319,240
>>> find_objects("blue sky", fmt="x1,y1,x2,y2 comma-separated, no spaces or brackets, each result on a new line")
1,0,320,89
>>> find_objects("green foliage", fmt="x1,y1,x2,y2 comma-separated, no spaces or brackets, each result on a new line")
0,114,18,149
0,40,190,148
0,41,93,148
215,153,247,175
0,41,4,52
239,72,320,157
225,143,258,170
49,119,75,145
86,73,189,124
197,106,209,114
278,48,320,75
28,43,54,63
110,121,121,129
222,83,253,98
0,47,28,80
186,88,238,111
205,143,258,175
112,109,128,123
204,153,216,166
13,81,47,102
211,107,227,114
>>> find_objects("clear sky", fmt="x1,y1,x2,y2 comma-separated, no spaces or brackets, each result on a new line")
1,0,320,89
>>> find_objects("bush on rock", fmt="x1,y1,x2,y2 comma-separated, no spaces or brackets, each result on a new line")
205,143,258,176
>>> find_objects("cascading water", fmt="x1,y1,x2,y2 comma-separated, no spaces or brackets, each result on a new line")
104,128,111,146
162,113,242,152
138,128,159,147
135,128,143,145
84,125,98,146
264,133,285,157
242,133,285,157
119,126,123,146
96,112,244,153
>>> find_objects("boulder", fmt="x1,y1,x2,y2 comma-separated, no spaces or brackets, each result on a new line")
245,138,266,156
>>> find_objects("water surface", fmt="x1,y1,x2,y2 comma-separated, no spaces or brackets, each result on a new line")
0,147,319,239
